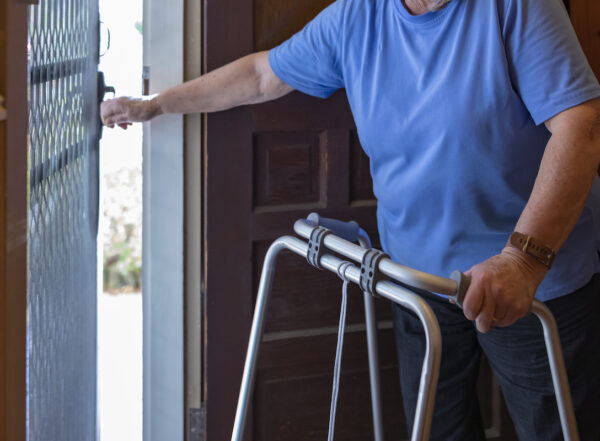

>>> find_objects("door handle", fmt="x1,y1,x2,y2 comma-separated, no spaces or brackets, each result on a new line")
98,71,115,101
97,71,115,139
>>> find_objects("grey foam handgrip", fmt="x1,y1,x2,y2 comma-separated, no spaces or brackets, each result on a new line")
449,270,471,308
307,213,360,243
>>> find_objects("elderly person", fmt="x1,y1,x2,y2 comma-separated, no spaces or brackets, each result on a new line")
101,0,600,439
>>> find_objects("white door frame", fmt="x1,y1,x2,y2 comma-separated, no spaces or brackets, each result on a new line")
142,0,184,439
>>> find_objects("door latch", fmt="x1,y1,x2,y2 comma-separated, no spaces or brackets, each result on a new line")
97,72,115,138
98,71,116,102
0,95,7,122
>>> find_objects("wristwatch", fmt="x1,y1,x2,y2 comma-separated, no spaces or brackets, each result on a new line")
508,232,556,269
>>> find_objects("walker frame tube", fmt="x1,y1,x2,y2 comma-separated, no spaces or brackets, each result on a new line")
294,219,580,441
530,301,579,441
295,219,457,295
362,290,385,441
307,214,385,441
231,236,442,441
232,221,580,441
359,237,385,441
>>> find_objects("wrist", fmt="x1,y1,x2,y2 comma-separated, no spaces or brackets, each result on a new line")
506,231,556,269
149,95,164,118
501,246,549,280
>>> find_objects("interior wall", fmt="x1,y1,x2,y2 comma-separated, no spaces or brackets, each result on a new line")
0,1,28,441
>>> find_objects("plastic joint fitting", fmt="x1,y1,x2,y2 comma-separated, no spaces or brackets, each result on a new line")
359,249,389,297
306,226,332,270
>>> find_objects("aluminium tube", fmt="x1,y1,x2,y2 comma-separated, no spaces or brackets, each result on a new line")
232,235,442,441
374,280,442,441
294,219,457,294
359,237,385,441
310,251,442,441
530,300,580,441
231,236,306,441
295,217,580,440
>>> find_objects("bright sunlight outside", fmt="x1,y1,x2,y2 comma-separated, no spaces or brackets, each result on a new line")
97,0,143,440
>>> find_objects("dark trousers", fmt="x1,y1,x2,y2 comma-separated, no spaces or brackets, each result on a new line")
392,274,600,441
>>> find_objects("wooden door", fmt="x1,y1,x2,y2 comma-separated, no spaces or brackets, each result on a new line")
0,2,28,441
203,1,598,440
204,1,400,439
203,0,515,439
570,0,600,80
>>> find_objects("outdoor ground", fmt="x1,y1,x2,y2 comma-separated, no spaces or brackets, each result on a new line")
98,292,143,441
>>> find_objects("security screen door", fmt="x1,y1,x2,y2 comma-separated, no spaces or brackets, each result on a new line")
27,0,101,440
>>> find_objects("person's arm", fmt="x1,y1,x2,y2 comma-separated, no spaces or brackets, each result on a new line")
463,97,600,333
100,51,293,128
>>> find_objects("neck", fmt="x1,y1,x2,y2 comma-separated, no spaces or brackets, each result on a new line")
403,0,450,15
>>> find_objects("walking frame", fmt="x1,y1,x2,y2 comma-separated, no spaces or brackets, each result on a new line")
231,214,580,441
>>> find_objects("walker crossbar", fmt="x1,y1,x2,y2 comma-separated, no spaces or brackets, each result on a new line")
295,219,459,296
232,219,580,441
231,235,442,441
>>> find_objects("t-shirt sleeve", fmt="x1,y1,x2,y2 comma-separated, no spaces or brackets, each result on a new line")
268,0,345,99
502,0,600,125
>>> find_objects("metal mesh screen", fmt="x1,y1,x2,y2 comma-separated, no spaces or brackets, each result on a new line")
27,1,99,440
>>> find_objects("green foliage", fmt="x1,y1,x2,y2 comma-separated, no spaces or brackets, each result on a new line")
103,167,142,293
103,225,141,292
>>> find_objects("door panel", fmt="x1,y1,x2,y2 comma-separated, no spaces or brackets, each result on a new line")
255,0,334,51
570,0,600,80
205,1,517,440
254,331,403,441
1,3,29,441
27,1,100,440
205,0,391,436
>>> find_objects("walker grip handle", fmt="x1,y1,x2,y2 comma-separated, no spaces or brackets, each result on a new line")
307,213,360,243
449,270,471,308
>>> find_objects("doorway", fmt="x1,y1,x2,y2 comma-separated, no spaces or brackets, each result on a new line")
97,1,144,440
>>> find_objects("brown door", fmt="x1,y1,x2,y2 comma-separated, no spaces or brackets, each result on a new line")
202,0,513,440
570,0,600,80
1,2,28,441
204,1,401,439
203,1,596,440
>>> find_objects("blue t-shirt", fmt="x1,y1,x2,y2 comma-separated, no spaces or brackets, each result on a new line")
269,0,600,301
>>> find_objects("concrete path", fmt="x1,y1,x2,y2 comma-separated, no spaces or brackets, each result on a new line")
98,292,142,441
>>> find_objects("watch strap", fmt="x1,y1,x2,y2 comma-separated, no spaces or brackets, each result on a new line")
508,232,555,269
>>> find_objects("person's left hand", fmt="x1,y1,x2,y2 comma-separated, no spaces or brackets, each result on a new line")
100,96,161,129
462,247,548,333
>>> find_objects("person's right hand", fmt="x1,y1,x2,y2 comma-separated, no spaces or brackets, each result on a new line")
100,96,162,129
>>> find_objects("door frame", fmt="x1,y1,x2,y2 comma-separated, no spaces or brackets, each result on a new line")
182,0,203,438
0,1,28,441
142,0,185,439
